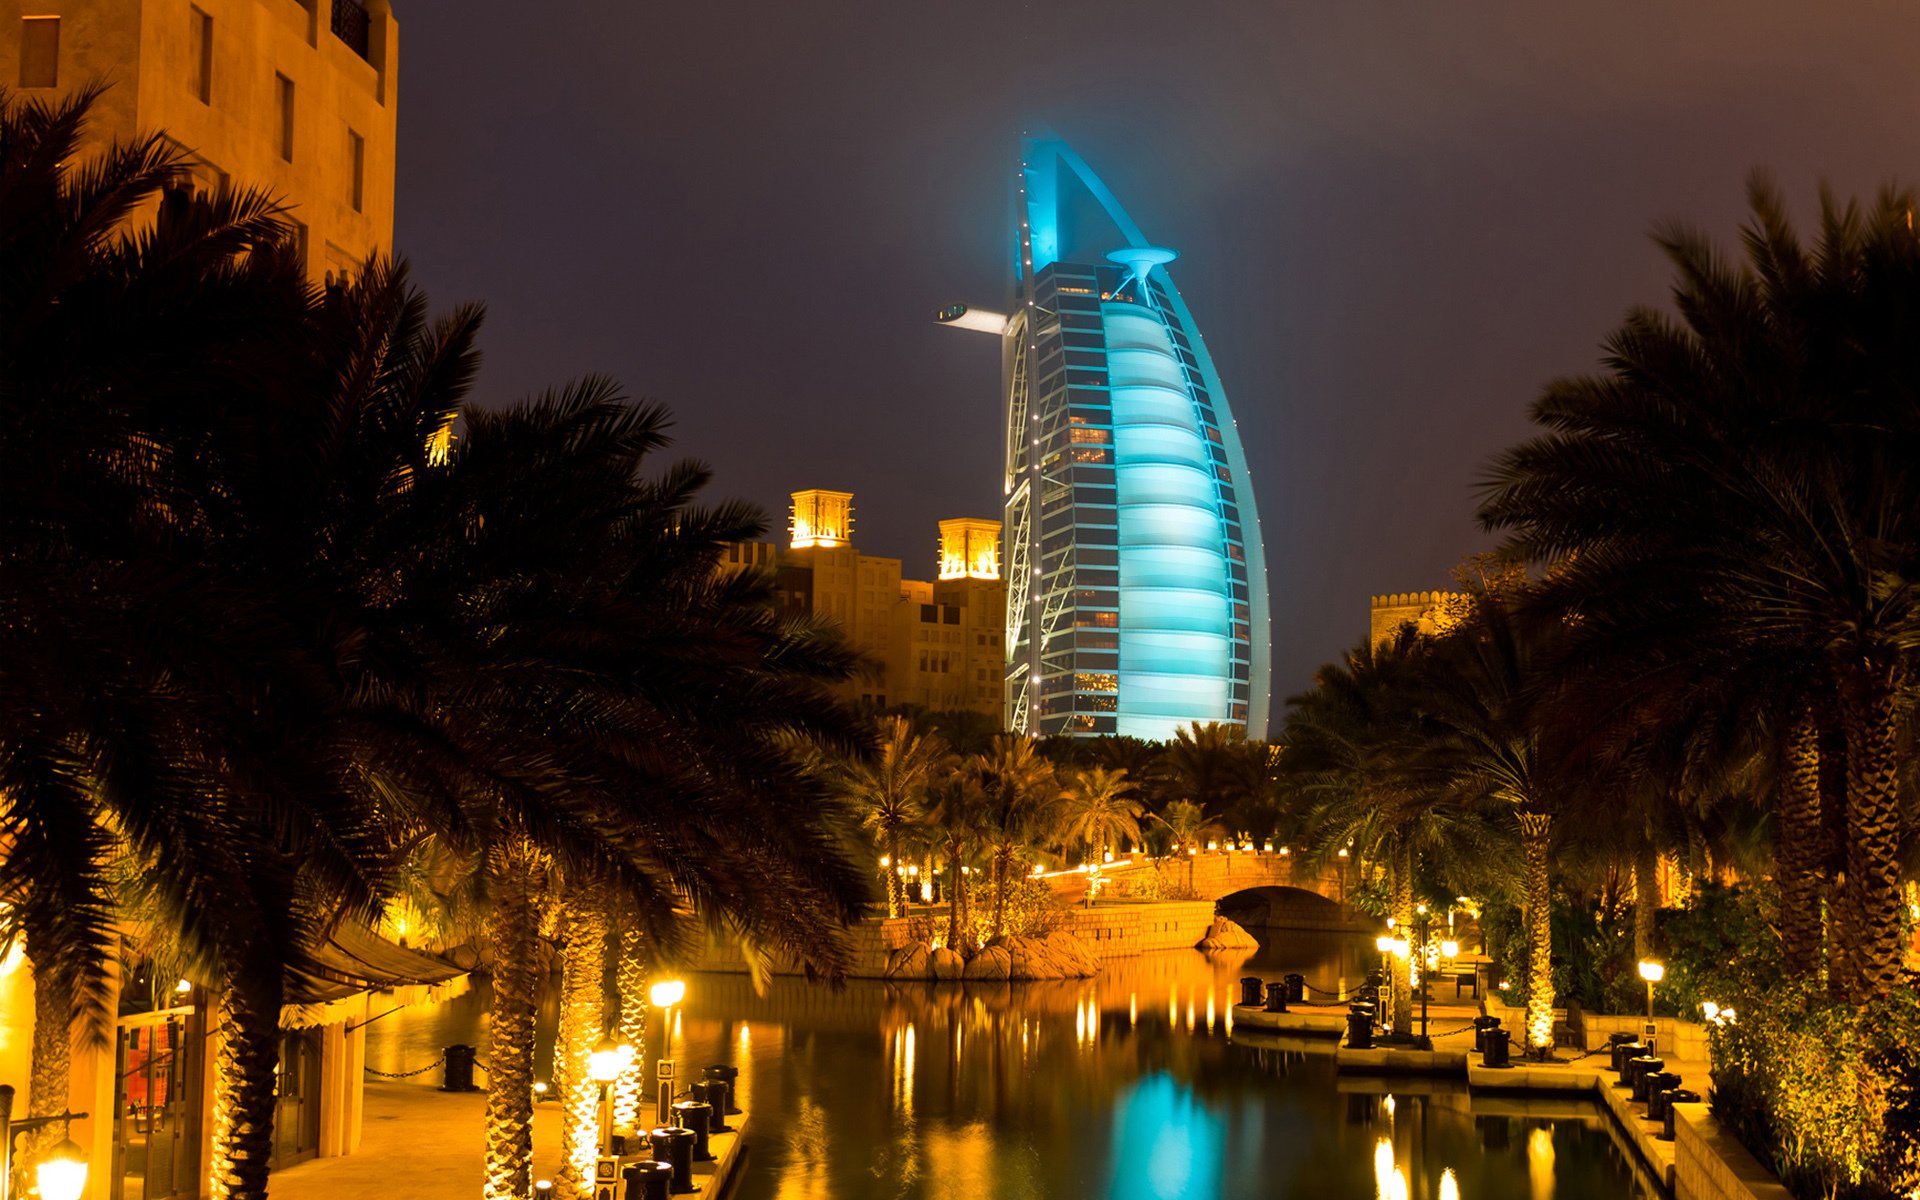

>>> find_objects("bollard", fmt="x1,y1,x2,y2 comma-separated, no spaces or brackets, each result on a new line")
649,1126,697,1195
1610,1036,1645,1074
1482,1027,1512,1069
671,1101,714,1162
692,1081,731,1134
441,1044,479,1093
623,1160,673,1200
1627,1055,1665,1101
1240,976,1264,1007
1264,981,1289,1013
1285,973,1306,1003
1472,1015,1501,1053
1644,1073,1681,1119
1614,1043,1646,1086
1346,1008,1374,1050
1661,1089,1701,1140
703,1065,743,1114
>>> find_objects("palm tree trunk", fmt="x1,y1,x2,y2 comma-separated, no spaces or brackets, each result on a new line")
23,947,72,1172
1632,836,1660,964
1517,810,1554,1058
1841,662,1907,999
208,958,283,1200
991,847,1010,941
886,828,905,918
555,894,608,1198
1818,717,1854,999
611,923,648,1136
1773,712,1826,977
1390,836,1413,1035
484,840,544,1200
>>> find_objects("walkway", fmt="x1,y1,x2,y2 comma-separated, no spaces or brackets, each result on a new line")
271,1083,561,1200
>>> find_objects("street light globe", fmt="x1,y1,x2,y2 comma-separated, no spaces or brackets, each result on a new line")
1637,960,1665,984
588,1037,624,1083
1440,940,1460,959
36,1139,88,1200
650,979,687,1008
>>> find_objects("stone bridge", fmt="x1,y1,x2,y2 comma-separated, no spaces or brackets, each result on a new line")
1057,850,1364,932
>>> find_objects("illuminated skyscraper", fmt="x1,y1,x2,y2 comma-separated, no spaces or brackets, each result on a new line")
941,137,1271,739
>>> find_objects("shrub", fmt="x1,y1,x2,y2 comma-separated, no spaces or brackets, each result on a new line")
1710,982,1920,1200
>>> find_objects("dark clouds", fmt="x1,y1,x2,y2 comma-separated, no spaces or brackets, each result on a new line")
395,1,1920,728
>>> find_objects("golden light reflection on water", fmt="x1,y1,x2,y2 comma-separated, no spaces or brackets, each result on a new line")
1530,1126,1556,1200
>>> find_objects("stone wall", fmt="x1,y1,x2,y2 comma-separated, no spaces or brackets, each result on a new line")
1673,1107,1795,1200
1580,1012,1711,1063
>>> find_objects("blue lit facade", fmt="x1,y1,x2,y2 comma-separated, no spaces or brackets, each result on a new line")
1003,138,1271,739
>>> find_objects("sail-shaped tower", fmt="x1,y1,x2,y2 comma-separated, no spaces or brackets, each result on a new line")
942,137,1271,739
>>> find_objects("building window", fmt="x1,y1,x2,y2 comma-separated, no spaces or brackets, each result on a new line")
275,73,295,162
189,8,212,102
348,128,365,211
18,17,58,88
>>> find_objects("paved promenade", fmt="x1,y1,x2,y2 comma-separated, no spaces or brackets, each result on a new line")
271,1083,562,1200
272,1083,748,1200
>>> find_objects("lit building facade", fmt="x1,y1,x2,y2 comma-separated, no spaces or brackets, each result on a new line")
2,0,398,284
943,138,1271,739
719,492,1005,719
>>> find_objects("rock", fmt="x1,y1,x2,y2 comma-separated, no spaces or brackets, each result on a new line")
1046,932,1100,976
928,947,964,980
887,942,931,979
1007,935,1067,979
963,944,1012,981
1197,916,1260,951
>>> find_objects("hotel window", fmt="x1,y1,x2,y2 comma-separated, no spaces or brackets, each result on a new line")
18,17,58,88
189,8,212,102
348,128,365,211
275,73,295,162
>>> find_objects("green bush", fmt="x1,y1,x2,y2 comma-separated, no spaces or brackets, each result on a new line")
1710,982,1920,1200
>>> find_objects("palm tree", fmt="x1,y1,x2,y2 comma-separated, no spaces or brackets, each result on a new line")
1417,593,1582,1057
838,717,948,916
926,772,986,950
966,736,1060,941
1478,175,1920,998
1058,767,1144,864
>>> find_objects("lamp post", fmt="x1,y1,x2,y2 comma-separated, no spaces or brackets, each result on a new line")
587,1037,631,1154
1374,935,1394,1032
0,1086,89,1200
650,979,686,1125
1638,959,1665,1052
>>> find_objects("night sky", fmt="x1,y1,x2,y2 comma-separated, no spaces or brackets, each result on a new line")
396,2,1920,728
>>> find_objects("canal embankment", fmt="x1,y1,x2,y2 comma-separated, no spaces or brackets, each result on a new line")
1231,998,1790,1200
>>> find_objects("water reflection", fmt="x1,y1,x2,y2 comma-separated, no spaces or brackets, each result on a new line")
1108,1074,1223,1200
364,934,1656,1200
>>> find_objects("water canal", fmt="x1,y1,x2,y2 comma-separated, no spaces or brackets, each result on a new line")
364,932,1660,1200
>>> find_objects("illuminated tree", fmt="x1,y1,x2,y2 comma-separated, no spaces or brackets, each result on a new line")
966,735,1059,942
839,717,948,916
1058,767,1144,864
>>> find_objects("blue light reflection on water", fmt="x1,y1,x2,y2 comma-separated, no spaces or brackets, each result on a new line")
1108,1073,1223,1200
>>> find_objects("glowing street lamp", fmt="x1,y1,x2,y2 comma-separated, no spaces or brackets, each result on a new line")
1638,959,1665,1050
588,1037,630,1154
0,1086,88,1200
34,1140,87,1200
651,979,686,1124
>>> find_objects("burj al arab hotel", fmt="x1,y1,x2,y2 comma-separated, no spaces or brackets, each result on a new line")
940,137,1271,740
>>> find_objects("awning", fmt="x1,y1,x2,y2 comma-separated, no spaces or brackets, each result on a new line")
280,922,470,1029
